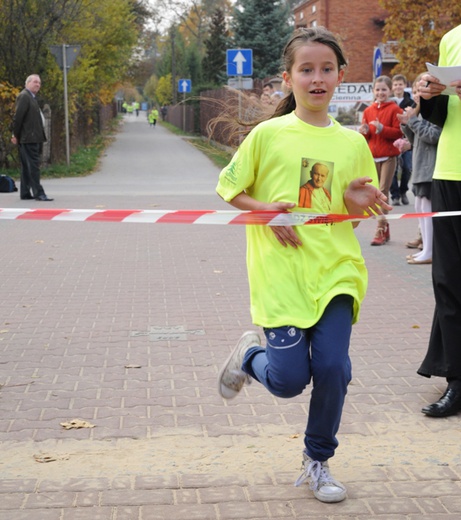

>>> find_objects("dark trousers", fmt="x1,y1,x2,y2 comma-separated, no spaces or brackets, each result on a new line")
418,180,461,379
19,143,45,199
390,150,412,200
242,295,353,461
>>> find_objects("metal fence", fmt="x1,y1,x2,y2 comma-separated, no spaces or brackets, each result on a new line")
45,102,116,166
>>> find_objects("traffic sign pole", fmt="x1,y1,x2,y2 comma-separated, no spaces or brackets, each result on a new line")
226,49,253,120
177,79,192,132
62,44,71,166
49,44,81,166
183,91,186,131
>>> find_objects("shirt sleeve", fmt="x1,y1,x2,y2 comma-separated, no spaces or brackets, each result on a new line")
216,131,258,202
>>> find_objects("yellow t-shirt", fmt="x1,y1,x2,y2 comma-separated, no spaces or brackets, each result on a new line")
216,112,378,329
433,24,461,181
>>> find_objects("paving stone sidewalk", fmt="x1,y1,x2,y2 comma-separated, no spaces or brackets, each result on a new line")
1,116,460,519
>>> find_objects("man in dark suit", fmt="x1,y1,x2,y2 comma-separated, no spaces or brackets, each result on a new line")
11,74,53,201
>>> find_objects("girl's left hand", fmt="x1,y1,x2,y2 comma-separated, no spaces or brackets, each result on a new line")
370,119,383,133
344,177,392,216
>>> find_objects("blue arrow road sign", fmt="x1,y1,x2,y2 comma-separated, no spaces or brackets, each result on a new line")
373,47,382,79
226,49,253,76
178,79,192,93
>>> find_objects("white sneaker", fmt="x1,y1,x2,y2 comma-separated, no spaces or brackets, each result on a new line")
294,452,347,503
217,331,261,399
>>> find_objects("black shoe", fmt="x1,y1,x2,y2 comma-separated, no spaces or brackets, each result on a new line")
35,195,54,201
401,193,409,205
392,198,400,206
21,194,34,200
422,386,461,417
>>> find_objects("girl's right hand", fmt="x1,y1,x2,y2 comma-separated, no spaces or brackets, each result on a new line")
264,201,303,248
358,123,369,135
228,193,302,248
271,225,302,248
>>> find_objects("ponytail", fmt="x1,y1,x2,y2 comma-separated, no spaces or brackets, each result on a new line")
272,92,296,118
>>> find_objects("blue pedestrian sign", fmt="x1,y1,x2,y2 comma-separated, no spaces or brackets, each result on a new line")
373,47,382,79
178,79,192,93
226,49,253,76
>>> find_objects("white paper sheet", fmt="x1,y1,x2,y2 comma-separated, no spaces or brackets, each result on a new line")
426,62,461,95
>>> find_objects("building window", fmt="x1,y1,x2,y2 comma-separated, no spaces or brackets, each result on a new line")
300,12,304,20
312,4,317,13
311,20,317,27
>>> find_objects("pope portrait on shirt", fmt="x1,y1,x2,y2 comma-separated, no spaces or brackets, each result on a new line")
299,159,333,211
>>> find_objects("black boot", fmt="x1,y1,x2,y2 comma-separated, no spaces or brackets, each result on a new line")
422,380,461,417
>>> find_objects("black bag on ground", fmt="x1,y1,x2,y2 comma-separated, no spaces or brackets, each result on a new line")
0,175,18,192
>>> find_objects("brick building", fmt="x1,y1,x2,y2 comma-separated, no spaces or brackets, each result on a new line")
293,0,397,83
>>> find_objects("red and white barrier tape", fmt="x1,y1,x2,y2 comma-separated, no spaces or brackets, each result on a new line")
0,208,460,226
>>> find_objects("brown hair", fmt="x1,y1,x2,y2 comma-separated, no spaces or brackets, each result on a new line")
273,27,348,118
392,74,407,84
373,75,393,90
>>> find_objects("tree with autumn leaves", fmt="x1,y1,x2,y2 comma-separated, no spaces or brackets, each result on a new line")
3,0,461,168
0,0,150,166
380,0,461,80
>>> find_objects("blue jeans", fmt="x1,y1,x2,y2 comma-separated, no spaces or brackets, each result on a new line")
242,295,353,462
390,150,412,200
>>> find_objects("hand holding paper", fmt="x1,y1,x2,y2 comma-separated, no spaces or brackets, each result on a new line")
426,62,461,95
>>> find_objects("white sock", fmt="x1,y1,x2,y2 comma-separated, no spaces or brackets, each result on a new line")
411,197,423,261
417,197,432,261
